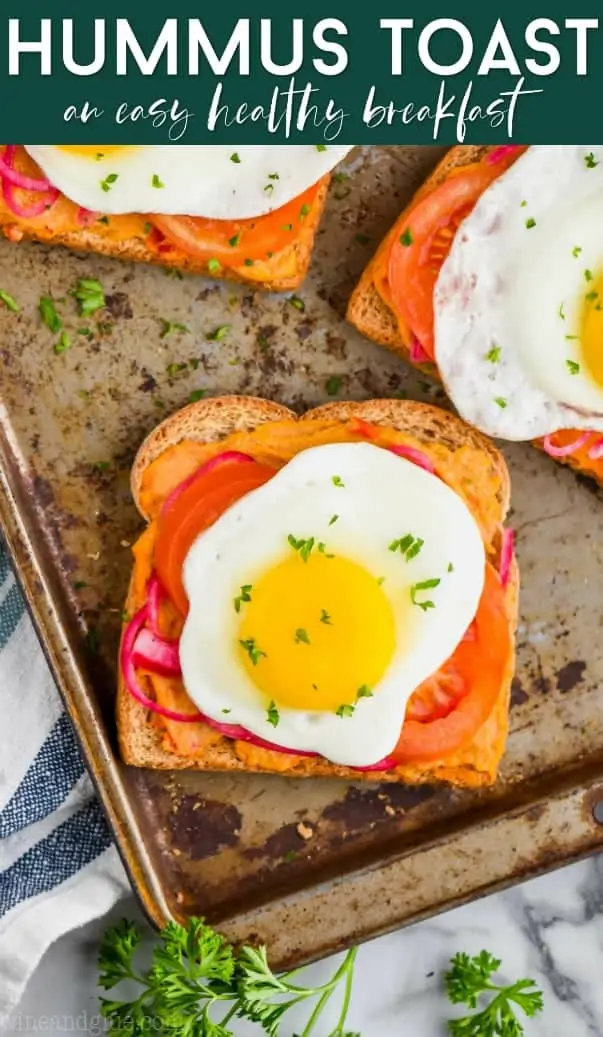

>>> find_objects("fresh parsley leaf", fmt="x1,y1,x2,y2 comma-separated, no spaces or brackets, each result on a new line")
160,319,189,339
53,331,71,355
315,144,328,152
448,562,454,573
566,359,580,375
206,324,231,341
189,389,207,403
288,534,315,562
266,701,279,727
320,609,332,625
239,638,267,665
525,217,536,229
100,172,118,192
72,278,105,317
288,295,305,312
445,950,544,1036
400,227,413,246
166,362,188,378
0,288,19,312
207,258,221,274
336,703,355,718
572,245,582,258
151,174,164,188
39,295,62,333
494,396,508,409
295,628,311,645
486,345,501,363
389,534,424,561
234,584,252,613
328,514,339,526
356,685,373,699
230,152,241,163
317,541,334,558
558,302,565,320
585,152,599,169
332,475,345,487
411,577,440,612
326,375,342,396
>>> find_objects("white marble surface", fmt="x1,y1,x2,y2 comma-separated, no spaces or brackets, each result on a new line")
3,857,603,1036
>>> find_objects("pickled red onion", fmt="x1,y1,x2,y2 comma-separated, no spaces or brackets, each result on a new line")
409,334,431,364
77,207,100,227
121,605,203,722
1,145,59,219
132,626,181,677
388,443,436,474
499,529,514,588
161,450,254,516
0,154,54,192
485,145,522,165
588,438,603,460
352,757,396,772
146,573,164,637
543,432,589,458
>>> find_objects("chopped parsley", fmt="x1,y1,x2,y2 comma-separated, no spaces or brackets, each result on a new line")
299,203,312,218
585,152,599,168
356,685,373,700
166,362,188,378
234,585,252,613
264,183,274,196
525,217,536,229
160,320,189,339
558,302,565,320
566,359,580,375
0,289,19,312
486,345,501,363
355,233,371,245
39,296,62,333
207,258,221,274
288,295,305,312
326,375,342,396
72,278,105,316
399,227,413,246
268,172,280,181
320,609,332,625
266,701,279,727
410,577,440,612
100,173,118,192
586,290,599,302
494,396,508,409
448,562,454,573
239,638,267,666
53,331,71,355
336,703,355,718
315,144,327,152
585,268,594,282
565,334,578,341
151,174,164,189
572,246,582,258
328,514,338,526
243,258,254,267
143,221,152,235
288,534,315,562
230,153,241,163
205,324,231,341
189,389,206,403
389,534,424,561
317,541,334,558
228,232,241,248
376,576,386,586
332,475,344,487
282,223,293,232
294,628,311,645
222,708,232,715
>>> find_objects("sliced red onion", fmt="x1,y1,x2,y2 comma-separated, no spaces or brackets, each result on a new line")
1,145,59,219
132,626,181,678
542,432,589,458
0,152,54,192
409,334,431,364
588,437,603,460
485,145,522,165
161,450,254,516
499,529,514,588
121,605,203,722
388,443,436,474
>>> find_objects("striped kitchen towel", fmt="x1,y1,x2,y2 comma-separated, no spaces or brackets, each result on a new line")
0,540,129,1023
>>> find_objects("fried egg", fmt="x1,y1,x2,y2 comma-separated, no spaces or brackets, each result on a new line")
24,145,353,220
178,442,485,767
435,146,603,440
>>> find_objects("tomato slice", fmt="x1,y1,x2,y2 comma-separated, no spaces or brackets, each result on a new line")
388,152,524,359
149,180,323,265
154,460,275,615
391,562,511,763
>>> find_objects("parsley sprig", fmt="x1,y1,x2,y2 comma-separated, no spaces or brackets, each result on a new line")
445,951,544,1036
98,917,359,1037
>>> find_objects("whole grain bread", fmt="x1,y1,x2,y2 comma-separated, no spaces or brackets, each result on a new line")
0,179,329,291
118,394,517,785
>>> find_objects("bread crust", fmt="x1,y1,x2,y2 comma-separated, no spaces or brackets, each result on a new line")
346,145,603,488
0,179,330,291
118,395,517,785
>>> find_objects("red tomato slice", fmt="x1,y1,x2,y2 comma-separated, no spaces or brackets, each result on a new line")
388,153,523,359
155,461,275,616
391,562,511,763
149,181,323,265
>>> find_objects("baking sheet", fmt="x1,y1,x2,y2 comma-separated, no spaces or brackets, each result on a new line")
2,145,603,968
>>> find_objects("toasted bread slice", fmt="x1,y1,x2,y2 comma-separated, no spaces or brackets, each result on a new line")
118,395,517,787
347,145,603,487
0,159,329,291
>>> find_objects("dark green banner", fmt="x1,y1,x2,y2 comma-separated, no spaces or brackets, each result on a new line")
1,1,599,142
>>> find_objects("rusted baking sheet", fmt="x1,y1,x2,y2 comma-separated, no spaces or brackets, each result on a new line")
2,145,603,969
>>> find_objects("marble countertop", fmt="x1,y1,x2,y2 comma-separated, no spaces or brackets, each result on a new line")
4,856,603,1037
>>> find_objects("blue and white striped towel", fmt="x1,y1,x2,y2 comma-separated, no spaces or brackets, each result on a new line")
0,540,129,1022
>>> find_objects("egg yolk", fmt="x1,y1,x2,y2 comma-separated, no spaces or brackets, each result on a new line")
56,146,134,160
237,553,397,712
580,270,603,387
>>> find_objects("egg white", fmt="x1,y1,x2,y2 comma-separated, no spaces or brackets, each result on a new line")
25,145,354,220
434,145,603,441
178,442,485,768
